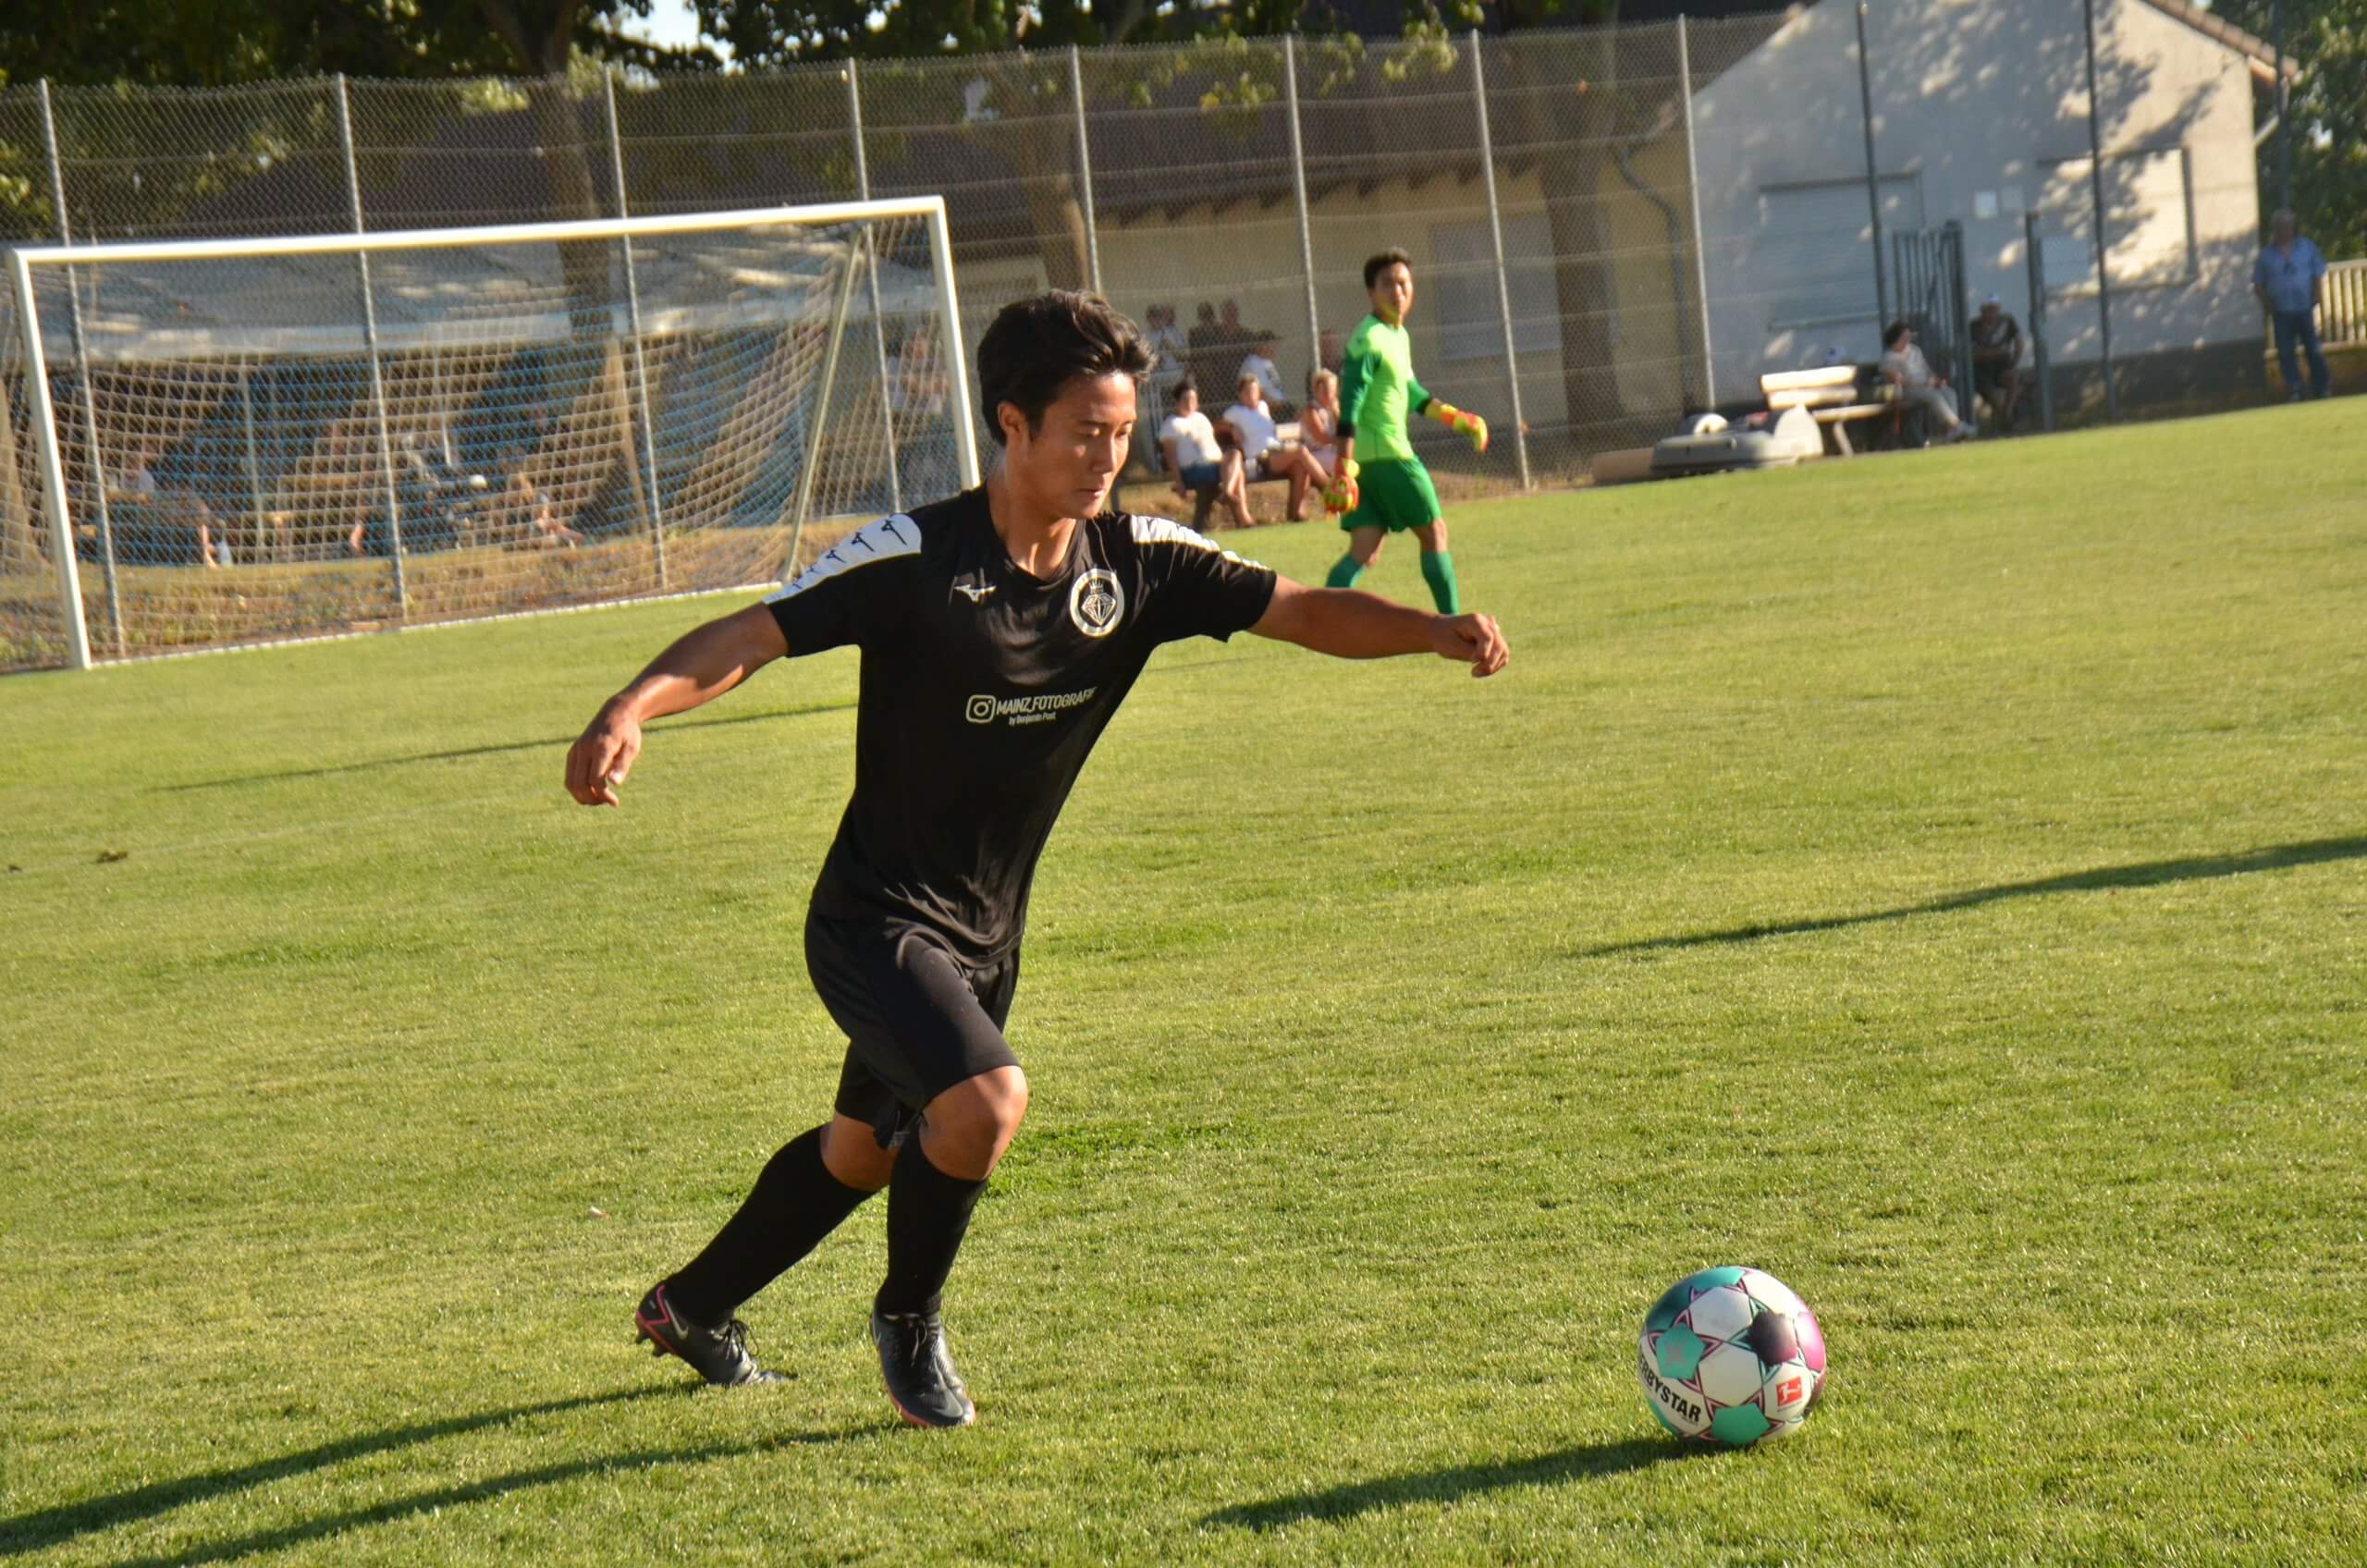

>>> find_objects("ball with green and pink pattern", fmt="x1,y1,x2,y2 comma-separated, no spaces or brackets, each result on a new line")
1637,1266,1827,1447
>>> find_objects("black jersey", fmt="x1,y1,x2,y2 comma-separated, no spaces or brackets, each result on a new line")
764,486,1278,959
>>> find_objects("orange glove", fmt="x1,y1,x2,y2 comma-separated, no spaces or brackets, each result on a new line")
1321,457,1360,519
1429,400,1489,454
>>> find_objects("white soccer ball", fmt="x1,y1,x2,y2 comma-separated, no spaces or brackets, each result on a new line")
1637,1266,1827,1447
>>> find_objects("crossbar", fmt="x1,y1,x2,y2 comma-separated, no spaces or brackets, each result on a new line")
6,199,951,270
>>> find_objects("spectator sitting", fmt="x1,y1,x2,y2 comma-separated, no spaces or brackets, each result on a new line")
1158,379,1254,530
1879,321,1972,445
1142,304,1187,381
2251,208,2331,402
1237,333,1294,420
1221,372,1325,523
113,441,225,568
1302,368,1341,478
1968,293,2024,430
1185,302,1225,408
1318,326,1343,378
494,468,583,548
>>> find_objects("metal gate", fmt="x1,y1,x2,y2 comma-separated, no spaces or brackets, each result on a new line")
1892,221,1971,401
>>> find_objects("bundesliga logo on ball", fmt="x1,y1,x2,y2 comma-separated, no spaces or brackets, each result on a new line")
1637,1267,1826,1447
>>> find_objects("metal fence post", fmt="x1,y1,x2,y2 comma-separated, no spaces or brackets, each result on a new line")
1068,45,1102,297
11,249,94,670
39,79,123,656
2025,210,2054,432
1282,35,1322,398
604,67,670,589
1676,18,1718,410
333,74,410,612
1469,32,1530,490
847,60,904,514
1855,4,1889,330
2081,0,2118,421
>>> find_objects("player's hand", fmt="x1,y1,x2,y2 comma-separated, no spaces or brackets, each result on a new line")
565,701,643,806
1321,457,1360,519
1454,410,1489,454
1429,611,1509,679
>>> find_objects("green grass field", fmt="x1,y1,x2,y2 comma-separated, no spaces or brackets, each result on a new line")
4,402,2364,1566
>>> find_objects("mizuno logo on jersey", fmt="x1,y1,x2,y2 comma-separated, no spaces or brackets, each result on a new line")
953,581,996,604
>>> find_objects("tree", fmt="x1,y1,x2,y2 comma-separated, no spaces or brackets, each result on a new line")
2210,0,2367,257
0,0,717,89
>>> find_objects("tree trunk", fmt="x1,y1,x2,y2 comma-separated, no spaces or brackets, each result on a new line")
522,76,652,540
1501,31,1624,460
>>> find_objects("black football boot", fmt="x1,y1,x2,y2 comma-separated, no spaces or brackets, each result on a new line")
870,1308,975,1428
633,1283,785,1388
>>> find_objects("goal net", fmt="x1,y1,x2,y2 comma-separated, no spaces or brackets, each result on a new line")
3,200,977,671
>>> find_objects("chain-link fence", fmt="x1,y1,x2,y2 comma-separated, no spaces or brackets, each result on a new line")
2,6,2323,669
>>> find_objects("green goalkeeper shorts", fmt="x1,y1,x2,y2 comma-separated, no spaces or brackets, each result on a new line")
1341,457,1442,534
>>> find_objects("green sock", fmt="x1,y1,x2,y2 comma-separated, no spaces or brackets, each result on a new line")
1419,550,1460,615
1326,553,1365,591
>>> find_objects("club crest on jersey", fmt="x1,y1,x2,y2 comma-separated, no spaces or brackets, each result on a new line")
1069,568,1123,637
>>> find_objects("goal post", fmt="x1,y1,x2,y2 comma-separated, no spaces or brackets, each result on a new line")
3,199,978,672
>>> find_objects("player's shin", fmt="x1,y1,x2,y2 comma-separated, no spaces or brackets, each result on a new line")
1326,554,1366,590
1419,550,1460,615
875,1139,989,1318
663,1125,874,1323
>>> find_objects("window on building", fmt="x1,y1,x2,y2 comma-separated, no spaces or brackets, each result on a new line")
1430,214,1562,363
1755,177,1924,330
2039,148,2194,291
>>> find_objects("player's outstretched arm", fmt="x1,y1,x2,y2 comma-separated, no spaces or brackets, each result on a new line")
1251,577,1508,678
564,603,789,806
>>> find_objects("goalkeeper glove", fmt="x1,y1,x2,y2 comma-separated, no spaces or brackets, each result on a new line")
1429,400,1490,454
1321,457,1361,519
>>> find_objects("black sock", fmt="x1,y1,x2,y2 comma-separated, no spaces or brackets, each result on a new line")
663,1126,873,1324
873,1141,987,1319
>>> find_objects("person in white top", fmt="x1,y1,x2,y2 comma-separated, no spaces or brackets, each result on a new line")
1301,368,1341,477
1236,334,1292,418
1878,321,1972,444
1221,374,1326,523
1159,380,1255,529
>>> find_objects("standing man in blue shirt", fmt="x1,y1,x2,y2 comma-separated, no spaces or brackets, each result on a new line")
2251,209,2331,402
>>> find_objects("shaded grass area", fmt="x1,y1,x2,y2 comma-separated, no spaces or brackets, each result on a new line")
2,399,2363,1564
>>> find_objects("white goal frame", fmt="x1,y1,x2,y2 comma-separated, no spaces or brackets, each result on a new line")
8,198,979,671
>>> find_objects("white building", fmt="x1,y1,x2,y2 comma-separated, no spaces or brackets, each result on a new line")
1688,0,2282,410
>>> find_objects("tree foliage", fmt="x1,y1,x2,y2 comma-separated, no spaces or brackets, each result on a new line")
2211,0,2367,255
0,0,719,88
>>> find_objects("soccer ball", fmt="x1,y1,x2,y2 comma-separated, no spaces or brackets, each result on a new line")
1637,1266,1826,1447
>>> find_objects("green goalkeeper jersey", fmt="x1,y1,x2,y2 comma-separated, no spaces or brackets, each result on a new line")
1338,312,1432,465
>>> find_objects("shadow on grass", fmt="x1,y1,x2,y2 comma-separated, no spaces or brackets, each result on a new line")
1203,1437,1679,1531
0,1386,684,1557
95,1425,874,1568
1574,836,2367,958
158,701,854,793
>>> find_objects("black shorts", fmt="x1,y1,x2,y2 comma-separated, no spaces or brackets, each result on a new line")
803,911,1021,1149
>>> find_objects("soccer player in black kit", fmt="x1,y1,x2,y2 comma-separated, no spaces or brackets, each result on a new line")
565,292,1508,1427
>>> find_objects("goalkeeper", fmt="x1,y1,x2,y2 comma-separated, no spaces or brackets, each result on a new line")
1322,248,1489,614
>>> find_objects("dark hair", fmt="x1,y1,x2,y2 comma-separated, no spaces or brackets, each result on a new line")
1882,320,1910,349
975,291,1154,447
1171,377,1198,408
1364,248,1413,289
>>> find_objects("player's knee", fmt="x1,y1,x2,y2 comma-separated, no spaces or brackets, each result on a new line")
924,1066,1029,1174
820,1116,897,1192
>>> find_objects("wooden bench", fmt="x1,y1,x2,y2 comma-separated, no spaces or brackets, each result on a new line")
1760,366,1899,457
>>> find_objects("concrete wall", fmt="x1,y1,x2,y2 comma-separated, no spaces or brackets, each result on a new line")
1689,0,2264,406
1095,147,1706,454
